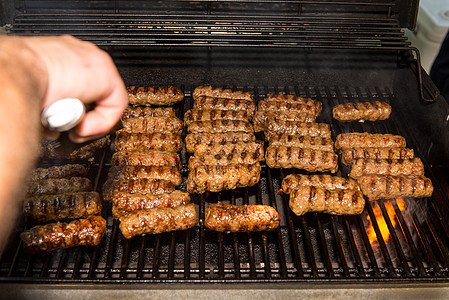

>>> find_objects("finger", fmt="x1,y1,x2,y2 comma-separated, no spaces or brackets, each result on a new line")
71,83,127,142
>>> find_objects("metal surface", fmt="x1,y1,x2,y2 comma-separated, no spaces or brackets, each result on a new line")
1,0,449,288
1,84,449,283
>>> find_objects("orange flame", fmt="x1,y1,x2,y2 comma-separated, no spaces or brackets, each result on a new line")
366,201,397,245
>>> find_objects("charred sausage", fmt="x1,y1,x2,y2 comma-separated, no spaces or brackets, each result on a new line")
289,186,365,216
205,203,280,232
127,86,184,106
119,204,197,238
20,216,106,254
282,174,359,194
114,132,183,153
23,192,101,223
333,101,391,122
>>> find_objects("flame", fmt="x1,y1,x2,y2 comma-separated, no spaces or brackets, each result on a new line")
396,198,406,211
366,201,397,245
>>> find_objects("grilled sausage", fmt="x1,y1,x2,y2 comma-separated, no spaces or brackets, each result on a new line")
112,190,190,218
103,178,176,201
193,85,253,101
121,116,183,134
115,132,183,153
266,145,338,173
357,174,433,200
341,147,415,165
186,163,261,194
335,133,407,151
29,164,88,181
258,100,321,117
26,177,93,195
266,93,322,107
188,152,263,169
333,101,391,122
111,150,181,169
20,216,106,254
121,106,176,120
254,110,316,132
282,174,359,194
265,120,331,138
119,204,197,238
289,186,365,216
205,203,280,232
348,158,424,179
185,132,256,153
184,109,249,126
66,136,111,161
108,165,182,186
193,96,256,117
23,192,102,223
193,141,264,157
187,120,254,134
267,134,334,152
127,86,184,106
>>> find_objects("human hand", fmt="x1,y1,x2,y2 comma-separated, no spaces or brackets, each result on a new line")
23,35,128,143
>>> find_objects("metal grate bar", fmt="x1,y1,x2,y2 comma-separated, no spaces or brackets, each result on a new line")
330,216,351,277
364,201,396,277
104,220,119,279
152,236,161,278
410,210,441,274
343,218,366,277
392,203,426,277
355,215,381,277
198,194,206,279
277,169,304,278
120,239,130,279
56,250,68,278
230,192,241,279
301,216,319,277
168,232,176,279
316,215,335,277
136,236,146,279
378,202,411,276
184,229,191,279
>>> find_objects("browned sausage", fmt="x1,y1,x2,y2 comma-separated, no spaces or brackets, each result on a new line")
119,204,197,238
26,177,93,195
193,141,264,157
112,190,191,218
114,132,183,153
121,106,176,120
265,120,331,138
282,174,359,194
193,96,256,117
254,110,316,132
127,86,184,106
341,147,415,165
335,133,406,151
23,192,101,223
267,134,334,152
356,174,433,200
29,164,88,181
333,101,391,122
289,186,365,216
348,158,424,179
187,120,254,134
184,109,249,126
111,150,181,169
258,100,321,117
186,163,261,194
266,145,338,173
188,152,263,169
103,178,176,201
20,216,106,254
121,116,183,134
205,203,280,232
193,85,253,101
185,132,256,153
108,165,182,186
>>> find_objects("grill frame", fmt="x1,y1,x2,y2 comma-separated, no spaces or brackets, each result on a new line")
1,0,449,286
2,85,449,284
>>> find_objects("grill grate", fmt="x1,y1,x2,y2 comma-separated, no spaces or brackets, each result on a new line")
1,85,449,283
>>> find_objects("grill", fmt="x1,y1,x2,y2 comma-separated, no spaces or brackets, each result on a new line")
1,0,449,288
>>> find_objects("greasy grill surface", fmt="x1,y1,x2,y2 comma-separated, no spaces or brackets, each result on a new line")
1,85,448,283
